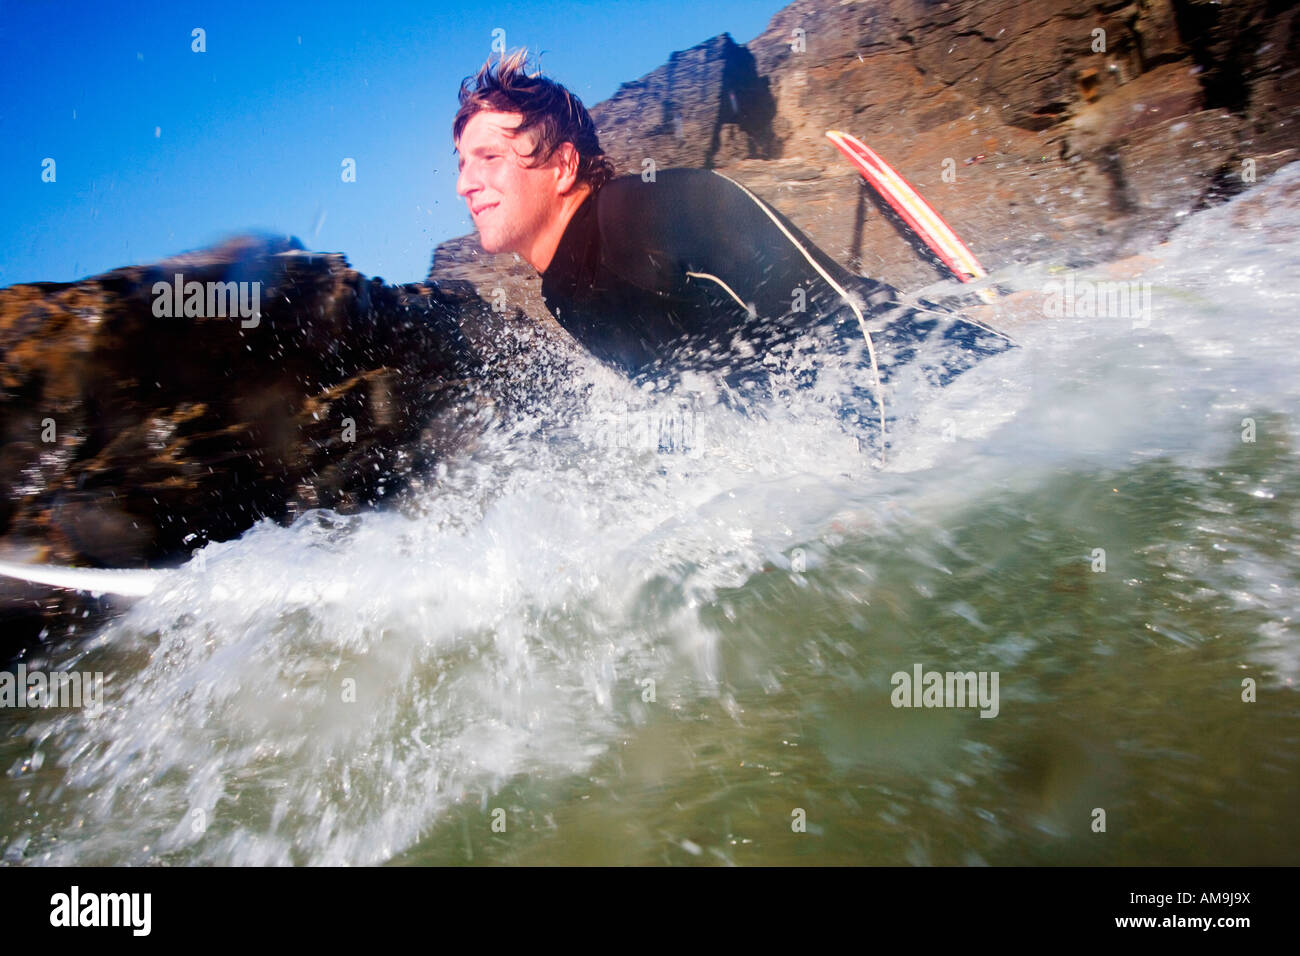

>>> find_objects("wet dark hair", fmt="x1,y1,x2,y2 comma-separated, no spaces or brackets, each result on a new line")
453,48,615,192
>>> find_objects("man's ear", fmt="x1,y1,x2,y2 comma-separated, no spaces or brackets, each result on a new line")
554,142,581,195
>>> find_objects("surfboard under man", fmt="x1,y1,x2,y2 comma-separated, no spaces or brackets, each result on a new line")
452,49,1012,450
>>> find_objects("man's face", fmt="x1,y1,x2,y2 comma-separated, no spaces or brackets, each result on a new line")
455,110,564,258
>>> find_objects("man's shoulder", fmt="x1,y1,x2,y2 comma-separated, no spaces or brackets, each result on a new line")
583,170,731,290
594,169,739,249
596,168,731,215
600,168,720,192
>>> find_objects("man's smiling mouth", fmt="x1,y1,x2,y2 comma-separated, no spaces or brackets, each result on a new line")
472,203,498,217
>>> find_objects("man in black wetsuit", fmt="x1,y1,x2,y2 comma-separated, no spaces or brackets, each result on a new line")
453,51,1011,448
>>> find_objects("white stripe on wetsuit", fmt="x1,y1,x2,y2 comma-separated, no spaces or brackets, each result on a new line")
707,170,888,461
684,271,750,313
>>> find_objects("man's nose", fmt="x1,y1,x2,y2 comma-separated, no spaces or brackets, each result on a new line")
456,164,479,200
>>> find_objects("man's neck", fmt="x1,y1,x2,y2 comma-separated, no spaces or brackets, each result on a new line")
525,185,593,274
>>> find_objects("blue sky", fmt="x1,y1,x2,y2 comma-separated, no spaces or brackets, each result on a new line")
0,0,786,287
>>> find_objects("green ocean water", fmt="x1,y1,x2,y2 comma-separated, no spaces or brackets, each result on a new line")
394,438,1300,865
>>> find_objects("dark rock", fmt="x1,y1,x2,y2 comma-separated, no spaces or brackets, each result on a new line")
0,240,491,589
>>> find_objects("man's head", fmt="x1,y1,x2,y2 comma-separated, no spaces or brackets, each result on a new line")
453,49,614,269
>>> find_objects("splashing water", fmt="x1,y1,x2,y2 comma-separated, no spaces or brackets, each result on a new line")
4,167,1300,866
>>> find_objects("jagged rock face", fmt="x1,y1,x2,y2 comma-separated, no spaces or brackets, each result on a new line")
592,33,782,170
432,0,1298,305
0,236,489,573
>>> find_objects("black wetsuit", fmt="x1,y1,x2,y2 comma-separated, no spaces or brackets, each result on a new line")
540,168,1011,434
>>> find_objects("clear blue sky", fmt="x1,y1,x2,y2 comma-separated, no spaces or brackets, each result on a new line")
1,0,785,287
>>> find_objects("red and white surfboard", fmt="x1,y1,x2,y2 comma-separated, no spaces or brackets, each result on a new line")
826,130,993,301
